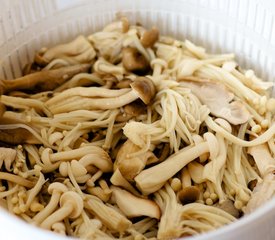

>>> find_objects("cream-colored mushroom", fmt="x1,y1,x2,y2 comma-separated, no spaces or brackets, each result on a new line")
114,139,158,181
110,168,140,196
248,143,275,177
0,64,90,94
85,195,132,233
111,186,160,219
35,35,96,65
134,132,219,194
50,76,156,114
244,143,275,214
32,182,68,224
0,147,17,171
40,191,83,230
122,47,150,74
179,78,250,125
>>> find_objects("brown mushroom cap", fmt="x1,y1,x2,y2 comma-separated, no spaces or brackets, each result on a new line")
140,27,159,48
122,47,150,75
177,186,200,205
124,100,146,116
130,77,156,104
216,199,240,218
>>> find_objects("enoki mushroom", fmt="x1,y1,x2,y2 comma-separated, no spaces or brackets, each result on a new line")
0,18,275,239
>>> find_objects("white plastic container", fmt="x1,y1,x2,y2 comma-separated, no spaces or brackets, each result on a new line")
0,0,275,239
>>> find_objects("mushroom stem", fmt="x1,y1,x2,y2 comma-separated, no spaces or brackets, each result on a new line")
111,186,160,219
0,172,34,188
135,135,216,194
85,195,132,232
46,87,130,106
49,77,155,114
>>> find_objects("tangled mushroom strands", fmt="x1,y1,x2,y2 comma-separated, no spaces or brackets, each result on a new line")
1,18,275,239
205,117,275,147
155,184,235,239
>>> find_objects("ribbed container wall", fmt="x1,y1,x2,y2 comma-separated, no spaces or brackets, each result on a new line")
0,0,275,239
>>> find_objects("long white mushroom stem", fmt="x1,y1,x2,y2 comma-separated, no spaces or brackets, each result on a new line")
135,133,218,195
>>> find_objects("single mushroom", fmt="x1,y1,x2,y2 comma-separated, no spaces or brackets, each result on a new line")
114,139,158,181
35,35,96,66
49,76,156,114
122,47,150,74
111,186,160,219
40,191,83,230
134,132,219,195
140,27,159,48
0,64,91,94
179,78,250,125
32,182,68,224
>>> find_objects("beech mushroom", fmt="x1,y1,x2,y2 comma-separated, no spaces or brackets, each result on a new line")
111,186,160,219
134,132,219,194
140,27,159,48
216,199,240,218
179,78,250,125
40,191,83,230
122,47,150,74
32,182,68,224
114,139,158,181
0,64,90,95
35,35,96,65
49,76,156,113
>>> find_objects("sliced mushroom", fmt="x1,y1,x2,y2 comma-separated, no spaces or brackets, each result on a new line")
0,64,91,94
35,35,96,65
179,78,250,125
111,186,160,219
114,139,158,181
122,47,150,74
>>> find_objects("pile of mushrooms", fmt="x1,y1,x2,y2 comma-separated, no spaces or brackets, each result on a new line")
0,17,275,240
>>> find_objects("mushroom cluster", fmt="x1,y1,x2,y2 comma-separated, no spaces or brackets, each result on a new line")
0,18,275,239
